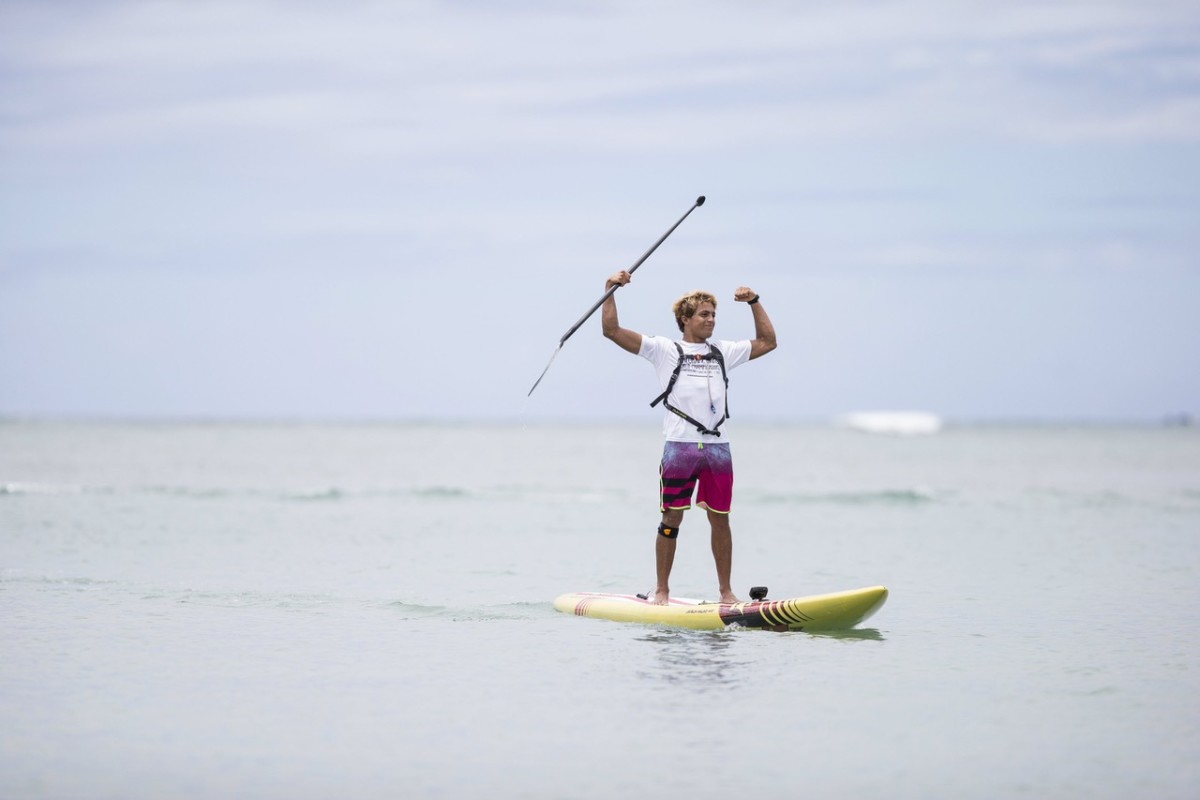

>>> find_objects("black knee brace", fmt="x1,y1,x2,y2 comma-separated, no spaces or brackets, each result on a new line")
657,522,679,539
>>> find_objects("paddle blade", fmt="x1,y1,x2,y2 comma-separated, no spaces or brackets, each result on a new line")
527,344,563,396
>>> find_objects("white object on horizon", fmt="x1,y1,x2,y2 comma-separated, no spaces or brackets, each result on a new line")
835,411,943,436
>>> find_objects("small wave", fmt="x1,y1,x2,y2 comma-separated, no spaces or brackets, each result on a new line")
280,485,475,501
0,480,630,505
1,571,120,588
387,601,452,617
751,488,939,506
176,590,339,609
144,485,350,502
145,485,238,499
0,482,483,502
482,601,556,620
1031,488,1200,514
286,487,347,501
0,480,637,504
0,482,87,496
412,486,470,498
385,600,552,622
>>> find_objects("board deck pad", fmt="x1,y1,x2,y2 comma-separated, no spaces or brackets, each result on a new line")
553,585,887,631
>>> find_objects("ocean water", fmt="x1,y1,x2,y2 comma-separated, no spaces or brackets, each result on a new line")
2,420,1198,799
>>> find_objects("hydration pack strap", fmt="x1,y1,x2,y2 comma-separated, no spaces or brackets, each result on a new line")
649,342,729,437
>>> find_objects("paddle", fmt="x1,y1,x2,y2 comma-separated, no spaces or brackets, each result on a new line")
527,195,706,396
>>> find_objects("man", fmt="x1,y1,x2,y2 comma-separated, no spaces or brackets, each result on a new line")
601,269,777,605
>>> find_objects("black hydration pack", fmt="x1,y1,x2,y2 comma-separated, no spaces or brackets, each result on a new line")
649,342,729,437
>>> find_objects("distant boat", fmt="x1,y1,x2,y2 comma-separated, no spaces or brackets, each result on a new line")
835,411,943,436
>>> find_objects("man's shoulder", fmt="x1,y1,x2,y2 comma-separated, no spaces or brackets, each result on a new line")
711,338,744,354
639,334,683,364
713,339,752,367
641,334,679,352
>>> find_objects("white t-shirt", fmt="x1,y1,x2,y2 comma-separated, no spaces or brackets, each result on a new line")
638,335,752,443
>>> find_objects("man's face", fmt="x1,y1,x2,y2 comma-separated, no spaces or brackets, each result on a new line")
682,301,716,341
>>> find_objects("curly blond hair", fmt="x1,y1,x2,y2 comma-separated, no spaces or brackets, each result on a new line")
672,290,717,332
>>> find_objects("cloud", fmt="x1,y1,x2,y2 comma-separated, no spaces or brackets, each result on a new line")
1,1,1197,419
3,0,1198,161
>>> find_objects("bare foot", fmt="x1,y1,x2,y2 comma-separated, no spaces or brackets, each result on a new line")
718,591,741,604
652,588,670,605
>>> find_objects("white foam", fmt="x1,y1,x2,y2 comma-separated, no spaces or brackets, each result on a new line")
835,411,943,436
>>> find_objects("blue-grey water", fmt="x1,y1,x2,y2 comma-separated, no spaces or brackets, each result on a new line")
2,420,1198,799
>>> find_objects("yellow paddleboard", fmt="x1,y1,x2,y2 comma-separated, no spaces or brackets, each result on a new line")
554,585,887,632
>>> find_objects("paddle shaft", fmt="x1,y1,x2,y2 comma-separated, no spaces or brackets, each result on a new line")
527,196,705,396
555,195,705,346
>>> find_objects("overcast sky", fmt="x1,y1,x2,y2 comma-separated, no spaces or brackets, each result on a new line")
1,0,1197,422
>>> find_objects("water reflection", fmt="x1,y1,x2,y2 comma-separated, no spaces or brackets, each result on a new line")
635,626,886,687
805,627,885,642
634,629,749,688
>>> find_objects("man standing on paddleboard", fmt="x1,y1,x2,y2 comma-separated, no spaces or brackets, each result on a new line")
601,270,777,605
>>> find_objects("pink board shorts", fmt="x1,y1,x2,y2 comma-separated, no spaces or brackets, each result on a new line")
659,441,734,514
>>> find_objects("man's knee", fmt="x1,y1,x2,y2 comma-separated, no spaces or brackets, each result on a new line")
661,507,685,525
706,508,731,530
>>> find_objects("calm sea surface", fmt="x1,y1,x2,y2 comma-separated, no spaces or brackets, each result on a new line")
2,420,1198,799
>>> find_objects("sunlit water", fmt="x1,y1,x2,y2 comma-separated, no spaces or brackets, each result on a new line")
2,421,1198,798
